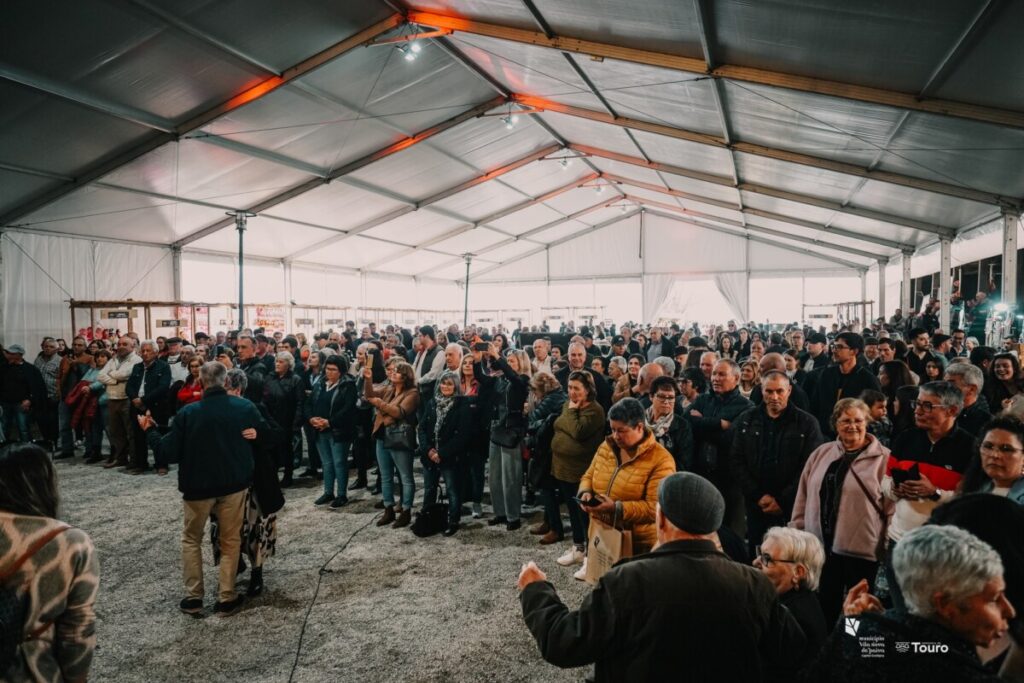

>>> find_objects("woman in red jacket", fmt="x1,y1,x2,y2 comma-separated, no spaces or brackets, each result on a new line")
176,358,204,410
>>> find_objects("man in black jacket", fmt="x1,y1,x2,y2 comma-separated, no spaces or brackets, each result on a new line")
126,340,171,474
518,472,805,682
808,332,881,436
555,342,611,411
236,336,268,404
798,332,831,374
944,362,992,437
686,359,752,535
730,371,824,555
142,360,264,618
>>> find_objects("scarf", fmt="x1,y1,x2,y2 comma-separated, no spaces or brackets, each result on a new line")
434,395,455,443
646,406,675,439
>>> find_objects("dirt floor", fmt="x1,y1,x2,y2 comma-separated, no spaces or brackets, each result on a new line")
57,457,594,682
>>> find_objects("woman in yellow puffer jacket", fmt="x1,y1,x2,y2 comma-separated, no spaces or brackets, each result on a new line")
578,398,677,575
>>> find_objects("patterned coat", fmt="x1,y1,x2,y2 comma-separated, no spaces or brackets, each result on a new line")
0,511,99,682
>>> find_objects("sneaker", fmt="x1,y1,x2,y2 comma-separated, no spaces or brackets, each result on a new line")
557,547,585,567
179,598,203,615
313,493,334,507
213,595,244,618
471,503,482,519
574,559,589,582
329,497,349,509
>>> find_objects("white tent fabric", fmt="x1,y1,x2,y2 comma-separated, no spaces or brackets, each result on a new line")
2,231,173,347
641,273,675,323
714,272,750,322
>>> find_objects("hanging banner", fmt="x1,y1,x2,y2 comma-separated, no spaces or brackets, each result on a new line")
254,305,285,333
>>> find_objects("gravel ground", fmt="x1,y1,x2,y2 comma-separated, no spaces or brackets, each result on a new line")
56,457,594,682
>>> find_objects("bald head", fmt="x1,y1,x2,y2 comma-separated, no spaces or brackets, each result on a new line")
759,352,786,376
636,362,665,395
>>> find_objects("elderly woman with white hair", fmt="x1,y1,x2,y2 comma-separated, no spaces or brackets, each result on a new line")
753,527,828,676
264,351,306,487
806,524,1015,681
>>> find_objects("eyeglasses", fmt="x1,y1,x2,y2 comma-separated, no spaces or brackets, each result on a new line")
755,547,796,567
980,442,1024,455
910,400,943,412
836,417,867,427
653,394,675,402
832,343,850,350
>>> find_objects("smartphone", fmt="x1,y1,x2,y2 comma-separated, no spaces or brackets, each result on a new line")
366,352,374,369
572,496,601,507
891,463,920,485
473,342,490,352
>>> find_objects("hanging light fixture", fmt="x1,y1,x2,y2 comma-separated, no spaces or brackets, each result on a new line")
559,157,570,170
409,40,422,53
595,183,605,194
397,44,416,61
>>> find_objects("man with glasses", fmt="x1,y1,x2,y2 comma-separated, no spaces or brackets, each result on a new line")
807,332,881,436
881,381,975,602
948,328,968,359
731,371,824,556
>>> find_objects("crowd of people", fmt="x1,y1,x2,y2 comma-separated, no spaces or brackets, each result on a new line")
2,310,1024,681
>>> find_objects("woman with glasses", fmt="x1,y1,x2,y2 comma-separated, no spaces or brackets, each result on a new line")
959,416,1024,504
791,397,893,624
176,357,204,410
645,376,692,471
753,527,828,676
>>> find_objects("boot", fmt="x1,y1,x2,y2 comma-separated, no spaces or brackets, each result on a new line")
247,567,263,597
377,506,395,526
392,508,411,529
236,557,247,575
529,522,550,536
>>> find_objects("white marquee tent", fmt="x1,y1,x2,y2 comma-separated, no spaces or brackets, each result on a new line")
2,0,1023,345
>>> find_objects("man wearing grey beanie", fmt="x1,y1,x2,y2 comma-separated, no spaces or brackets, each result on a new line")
518,471,806,682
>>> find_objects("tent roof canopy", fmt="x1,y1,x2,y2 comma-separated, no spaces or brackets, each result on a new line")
2,0,1022,283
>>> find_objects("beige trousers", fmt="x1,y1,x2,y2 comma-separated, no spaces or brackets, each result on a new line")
182,490,246,602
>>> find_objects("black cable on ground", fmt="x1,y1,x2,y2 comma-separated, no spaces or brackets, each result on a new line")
287,513,380,683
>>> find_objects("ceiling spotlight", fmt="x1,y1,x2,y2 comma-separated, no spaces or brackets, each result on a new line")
559,158,570,170
409,40,422,53
595,184,605,194
501,115,515,130
397,44,416,61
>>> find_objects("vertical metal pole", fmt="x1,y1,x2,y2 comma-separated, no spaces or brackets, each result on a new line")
877,260,887,321
860,270,867,327
1003,210,1020,308
171,246,182,301
901,251,913,316
463,255,472,329
229,211,255,331
939,237,952,331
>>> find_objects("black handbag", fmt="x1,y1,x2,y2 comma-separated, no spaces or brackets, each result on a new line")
527,413,558,489
411,478,448,537
383,422,417,451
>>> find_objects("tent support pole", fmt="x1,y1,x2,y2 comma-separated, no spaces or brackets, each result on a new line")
877,260,887,321
939,238,952,331
1003,210,1020,309
230,211,255,331
463,255,472,329
901,252,913,316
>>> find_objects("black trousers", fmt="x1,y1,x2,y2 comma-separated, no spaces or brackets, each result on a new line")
745,500,785,562
819,550,878,626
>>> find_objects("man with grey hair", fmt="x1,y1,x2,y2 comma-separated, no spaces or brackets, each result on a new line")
651,356,675,380
98,335,141,468
141,361,265,618
518,472,805,680
883,381,975,547
555,341,611,410
443,342,464,373
699,351,718,382
807,524,1013,681
944,362,992,437
749,352,810,411
687,359,752,535
532,337,552,375
126,339,171,474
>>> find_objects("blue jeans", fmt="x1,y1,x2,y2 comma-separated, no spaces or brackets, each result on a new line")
376,441,415,510
423,464,460,525
58,401,75,453
318,433,351,498
1,402,31,443
488,441,523,522
88,404,108,455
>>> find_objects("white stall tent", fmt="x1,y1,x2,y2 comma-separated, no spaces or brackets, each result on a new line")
1,0,1022,345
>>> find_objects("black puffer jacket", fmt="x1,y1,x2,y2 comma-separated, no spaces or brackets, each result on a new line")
475,357,530,441
416,396,473,467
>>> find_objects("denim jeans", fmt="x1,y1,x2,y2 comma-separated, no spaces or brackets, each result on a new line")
423,464,460,525
87,404,108,455
376,440,415,509
58,401,74,454
318,433,351,498
488,441,523,522
544,478,587,546
1,402,31,443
